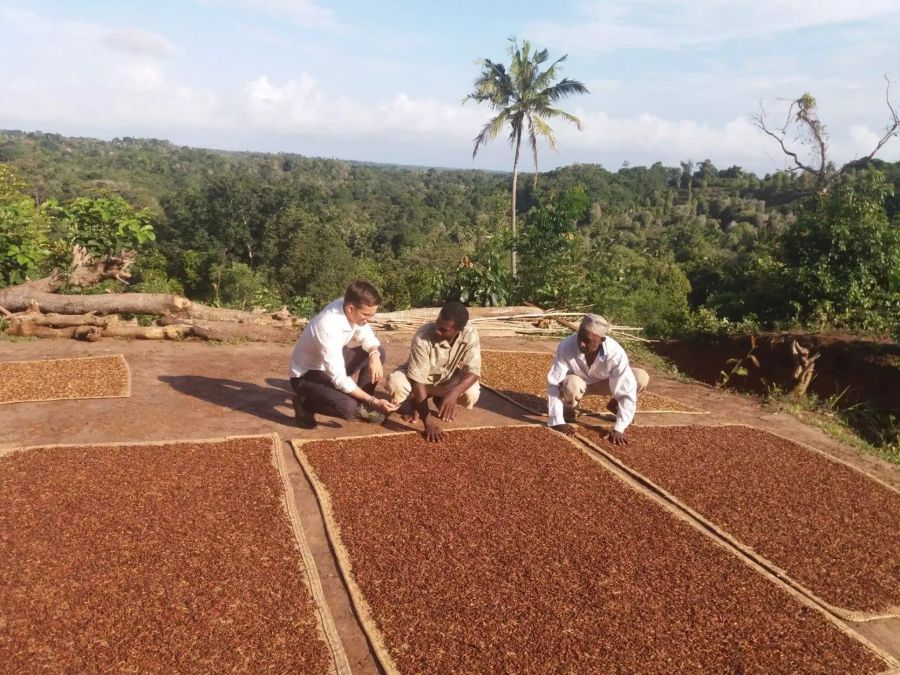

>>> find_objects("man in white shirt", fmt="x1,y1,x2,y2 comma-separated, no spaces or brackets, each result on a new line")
547,314,649,444
289,281,398,429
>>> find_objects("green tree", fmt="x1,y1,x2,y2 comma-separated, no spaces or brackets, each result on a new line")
516,186,591,307
0,164,50,286
47,195,156,258
466,38,588,276
782,170,900,332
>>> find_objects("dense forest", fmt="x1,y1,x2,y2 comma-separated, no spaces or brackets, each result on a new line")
1,129,898,339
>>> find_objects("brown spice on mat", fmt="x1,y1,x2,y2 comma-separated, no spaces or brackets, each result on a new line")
581,424,900,616
0,437,332,674
0,354,130,404
481,349,701,414
302,426,884,673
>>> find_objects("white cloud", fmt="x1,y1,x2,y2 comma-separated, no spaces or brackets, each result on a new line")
241,74,484,139
0,9,223,131
535,0,900,52
100,27,177,59
237,73,798,169
842,124,900,162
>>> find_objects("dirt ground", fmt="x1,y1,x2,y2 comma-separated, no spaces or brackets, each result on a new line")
2,334,899,671
654,332,900,420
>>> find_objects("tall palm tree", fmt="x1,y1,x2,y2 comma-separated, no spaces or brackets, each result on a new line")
466,38,588,276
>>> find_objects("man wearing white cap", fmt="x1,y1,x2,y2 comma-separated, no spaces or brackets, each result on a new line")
547,314,649,444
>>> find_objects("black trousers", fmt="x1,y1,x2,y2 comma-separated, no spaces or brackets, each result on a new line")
290,346,384,419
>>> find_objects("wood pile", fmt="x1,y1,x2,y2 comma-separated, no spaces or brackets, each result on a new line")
373,305,649,342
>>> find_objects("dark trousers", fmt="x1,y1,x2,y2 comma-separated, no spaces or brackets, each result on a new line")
290,346,384,419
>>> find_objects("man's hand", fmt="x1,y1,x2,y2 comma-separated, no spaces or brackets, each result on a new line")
371,397,399,415
550,423,576,436
609,430,628,445
368,351,383,384
438,392,460,421
423,418,445,443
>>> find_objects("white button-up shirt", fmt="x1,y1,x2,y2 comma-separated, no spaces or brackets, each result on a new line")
289,297,381,394
546,334,638,433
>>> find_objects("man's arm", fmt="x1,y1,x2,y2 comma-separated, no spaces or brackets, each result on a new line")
436,371,479,421
547,348,574,435
320,326,396,413
410,380,444,442
437,330,481,422
358,323,384,383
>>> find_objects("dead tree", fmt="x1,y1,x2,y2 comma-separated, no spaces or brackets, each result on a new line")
787,339,821,399
752,75,900,196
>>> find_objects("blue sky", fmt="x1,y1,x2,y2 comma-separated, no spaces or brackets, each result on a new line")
2,0,899,174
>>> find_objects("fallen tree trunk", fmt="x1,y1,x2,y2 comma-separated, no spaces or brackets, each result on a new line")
5,319,192,340
0,288,302,326
181,304,301,325
6,306,114,328
158,316,299,343
0,287,190,315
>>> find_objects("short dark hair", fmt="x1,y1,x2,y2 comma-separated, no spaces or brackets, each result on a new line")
344,280,382,307
438,300,469,328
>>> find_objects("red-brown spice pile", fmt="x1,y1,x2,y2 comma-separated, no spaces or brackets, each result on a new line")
0,437,332,673
302,426,884,673
581,424,900,615
481,350,701,414
0,354,130,404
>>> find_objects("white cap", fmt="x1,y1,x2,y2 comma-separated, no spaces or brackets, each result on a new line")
580,314,610,337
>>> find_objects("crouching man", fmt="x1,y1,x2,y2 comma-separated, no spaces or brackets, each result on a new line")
289,280,398,429
387,301,481,442
547,314,649,444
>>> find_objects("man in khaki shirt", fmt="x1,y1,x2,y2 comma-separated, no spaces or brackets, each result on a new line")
387,301,481,442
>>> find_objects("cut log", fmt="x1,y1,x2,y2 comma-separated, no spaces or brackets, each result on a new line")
179,303,302,326
8,307,113,328
0,286,190,315
159,316,298,343
5,318,192,340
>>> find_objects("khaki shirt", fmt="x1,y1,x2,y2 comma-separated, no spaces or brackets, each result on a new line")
406,322,481,386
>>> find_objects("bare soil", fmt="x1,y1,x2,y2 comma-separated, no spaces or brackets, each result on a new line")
299,426,886,674
0,437,332,673
653,332,900,443
1,335,899,670
579,424,900,616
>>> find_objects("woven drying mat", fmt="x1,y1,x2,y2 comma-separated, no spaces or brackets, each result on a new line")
293,426,890,674
0,434,349,674
579,424,900,622
481,349,707,416
0,354,131,404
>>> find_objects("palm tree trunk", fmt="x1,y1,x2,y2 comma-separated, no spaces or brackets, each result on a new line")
511,132,522,278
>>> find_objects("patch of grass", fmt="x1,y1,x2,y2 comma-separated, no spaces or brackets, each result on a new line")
201,336,256,347
764,387,900,466
0,319,37,342
0,332,38,343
